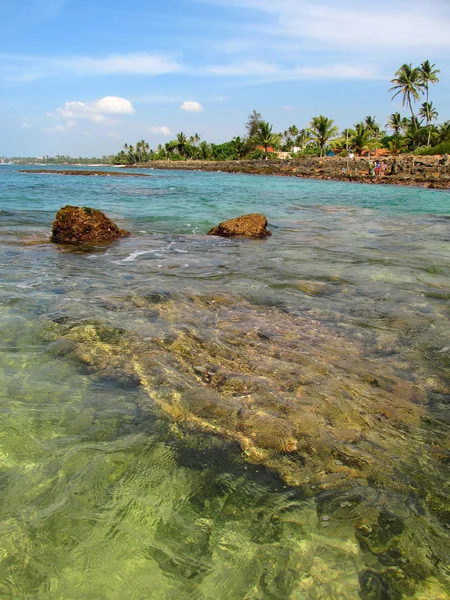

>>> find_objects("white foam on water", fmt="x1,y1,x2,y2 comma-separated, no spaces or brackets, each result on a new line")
120,250,154,262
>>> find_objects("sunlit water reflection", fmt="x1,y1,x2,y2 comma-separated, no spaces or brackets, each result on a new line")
0,165,449,599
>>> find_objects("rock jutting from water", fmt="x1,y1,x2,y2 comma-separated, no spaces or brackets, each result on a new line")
50,205,130,244
207,213,272,237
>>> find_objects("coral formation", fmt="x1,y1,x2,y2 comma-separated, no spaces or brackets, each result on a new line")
50,205,130,244
208,213,271,237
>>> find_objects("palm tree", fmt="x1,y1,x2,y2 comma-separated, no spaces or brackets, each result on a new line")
198,141,211,160
309,116,339,157
254,121,275,159
439,121,450,143
349,123,373,155
386,112,402,135
127,144,136,164
176,132,188,157
419,101,439,146
231,136,247,159
283,125,299,149
295,129,312,153
364,115,380,135
420,61,440,106
389,63,423,130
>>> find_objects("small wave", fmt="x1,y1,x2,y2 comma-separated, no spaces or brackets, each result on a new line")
121,250,154,262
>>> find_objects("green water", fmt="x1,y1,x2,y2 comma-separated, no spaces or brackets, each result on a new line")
0,166,449,598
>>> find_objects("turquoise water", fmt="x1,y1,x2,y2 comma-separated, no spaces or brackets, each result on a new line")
0,165,449,599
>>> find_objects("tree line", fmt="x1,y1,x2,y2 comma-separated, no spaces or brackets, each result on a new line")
109,60,447,164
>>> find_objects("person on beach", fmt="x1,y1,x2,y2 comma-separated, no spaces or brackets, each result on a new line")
380,161,388,177
375,160,381,176
390,158,398,175
368,158,375,177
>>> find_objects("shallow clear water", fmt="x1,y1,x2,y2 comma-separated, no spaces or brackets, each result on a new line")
0,165,449,599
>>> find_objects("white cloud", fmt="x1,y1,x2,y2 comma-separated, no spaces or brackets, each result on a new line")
20,121,32,129
49,96,135,123
180,101,204,112
151,126,173,136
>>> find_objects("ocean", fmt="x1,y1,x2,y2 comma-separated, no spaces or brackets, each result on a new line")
1,164,449,599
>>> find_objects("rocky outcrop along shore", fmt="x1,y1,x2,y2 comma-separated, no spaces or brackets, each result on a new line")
208,213,271,237
51,205,130,244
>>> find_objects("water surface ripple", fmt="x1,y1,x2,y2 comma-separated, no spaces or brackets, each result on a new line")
0,165,449,599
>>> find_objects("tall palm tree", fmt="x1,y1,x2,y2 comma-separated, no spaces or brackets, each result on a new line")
419,101,439,146
389,63,423,130
254,121,275,159
419,61,440,139
420,61,440,106
386,112,402,135
309,116,338,157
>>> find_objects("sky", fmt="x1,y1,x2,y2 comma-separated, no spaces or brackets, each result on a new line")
1,0,450,157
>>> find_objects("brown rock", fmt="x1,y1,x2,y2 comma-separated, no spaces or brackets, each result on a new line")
50,205,130,244
207,213,271,237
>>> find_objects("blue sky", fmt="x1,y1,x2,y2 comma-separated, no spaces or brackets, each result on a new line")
1,0,449,156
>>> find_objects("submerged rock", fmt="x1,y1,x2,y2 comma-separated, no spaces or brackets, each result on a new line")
50,205,130,244
207,213,271,238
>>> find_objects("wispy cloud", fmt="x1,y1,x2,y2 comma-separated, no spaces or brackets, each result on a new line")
204,62,383,81
201,0,450,54
0,52,181,83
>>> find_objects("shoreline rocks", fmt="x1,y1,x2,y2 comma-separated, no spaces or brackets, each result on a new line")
50,205,130,244
21,169,151,178
208,213,271,237
137,157,450,190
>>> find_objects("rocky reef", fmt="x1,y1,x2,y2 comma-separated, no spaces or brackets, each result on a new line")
207,213,271,238
146,156,450,190
41,290,450,597
21,169,151,177
50,205,130,244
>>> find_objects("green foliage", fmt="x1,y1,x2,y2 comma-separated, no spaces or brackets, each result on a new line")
390,63,423,126
415,141,450,155
253,121,276,158
210,142,238,161
308,116,339,157
245,109,263,139
249,148,264,159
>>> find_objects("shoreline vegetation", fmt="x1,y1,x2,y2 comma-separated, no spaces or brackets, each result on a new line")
6,60,450,189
